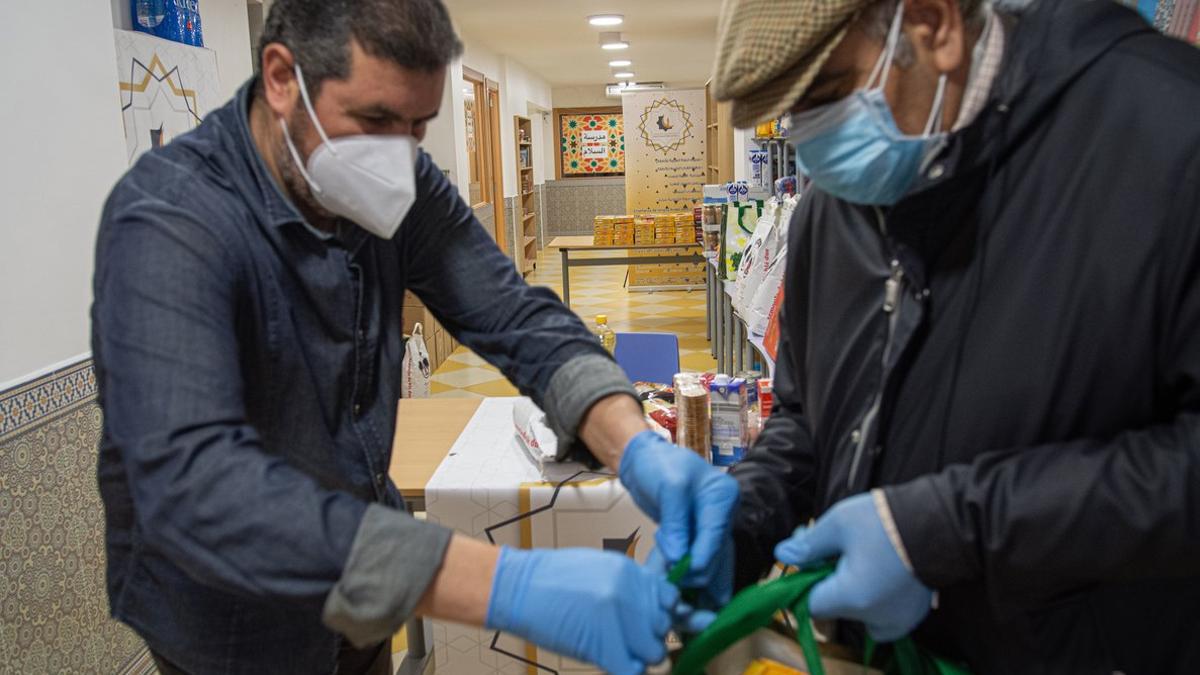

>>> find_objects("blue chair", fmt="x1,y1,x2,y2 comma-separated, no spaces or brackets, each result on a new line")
614,332,681,384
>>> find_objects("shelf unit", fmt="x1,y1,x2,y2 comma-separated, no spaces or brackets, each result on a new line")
704,82,735,184
513,115,538,276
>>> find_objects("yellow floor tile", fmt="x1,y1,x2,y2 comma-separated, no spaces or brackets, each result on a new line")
465,379,522,397
431,248,717,395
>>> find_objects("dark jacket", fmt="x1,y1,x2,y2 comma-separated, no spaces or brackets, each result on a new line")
731,1,1200,673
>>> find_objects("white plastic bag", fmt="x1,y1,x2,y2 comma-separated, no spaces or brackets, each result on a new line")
747,195,799,335
401,323,432,398
734,198,779,316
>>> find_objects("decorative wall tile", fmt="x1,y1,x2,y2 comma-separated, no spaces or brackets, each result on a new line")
543,179,627,236
0,360,96,441
0,361,147,672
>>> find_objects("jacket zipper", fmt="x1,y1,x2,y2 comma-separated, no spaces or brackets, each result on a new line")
847,209,904,489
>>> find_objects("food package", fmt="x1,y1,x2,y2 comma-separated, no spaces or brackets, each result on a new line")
723,202,760,281
758,379,774,421
132,0,204,47
702,204,724,259
512,397,558,469
710,375,749,467
400,323,432,398
762,289,785,360
746,195,798,335
734,198,780,316
674,373,711,461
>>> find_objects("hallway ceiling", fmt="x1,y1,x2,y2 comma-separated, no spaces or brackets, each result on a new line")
441,0,724,87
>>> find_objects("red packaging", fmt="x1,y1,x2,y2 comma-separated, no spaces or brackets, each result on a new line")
758,378,773,420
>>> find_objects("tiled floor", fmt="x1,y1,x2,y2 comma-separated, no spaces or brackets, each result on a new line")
429,248,716,397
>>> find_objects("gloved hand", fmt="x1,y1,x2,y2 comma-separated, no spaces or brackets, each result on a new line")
485,546,679,675
646,537,734,635
774,491,933,641
618,430,739,595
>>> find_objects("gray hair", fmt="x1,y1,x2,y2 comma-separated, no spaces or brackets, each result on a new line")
862,0,989,68
258,0,464,96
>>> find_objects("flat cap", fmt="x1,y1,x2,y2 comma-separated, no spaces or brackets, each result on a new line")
712,0,874,128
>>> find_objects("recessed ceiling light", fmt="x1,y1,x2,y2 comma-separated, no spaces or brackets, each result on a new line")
588,14,624,27
608,59,632,68
599,31,629,50
613,71,635,79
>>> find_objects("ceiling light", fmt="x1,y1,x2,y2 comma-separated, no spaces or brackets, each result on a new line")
599,32,629,50
608,59,632,68
588,14,624,27
613,71,635,79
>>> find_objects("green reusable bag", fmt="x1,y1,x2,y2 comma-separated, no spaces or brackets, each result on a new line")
669,558,971,675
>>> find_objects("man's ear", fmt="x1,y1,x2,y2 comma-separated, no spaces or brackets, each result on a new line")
903,0,967,74
260,43,300,118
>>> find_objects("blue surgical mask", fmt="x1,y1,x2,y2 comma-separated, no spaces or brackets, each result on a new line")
786,2,948,206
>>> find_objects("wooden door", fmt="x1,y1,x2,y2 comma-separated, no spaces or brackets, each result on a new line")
485,82,507,255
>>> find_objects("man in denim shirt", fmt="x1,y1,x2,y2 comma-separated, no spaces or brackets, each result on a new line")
92,1,736,673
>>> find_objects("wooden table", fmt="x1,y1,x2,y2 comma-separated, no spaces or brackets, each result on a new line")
389,398,482,510
547,235,705,307
388,398,482,675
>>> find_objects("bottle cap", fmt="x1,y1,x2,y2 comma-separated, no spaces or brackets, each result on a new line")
596,314,608,324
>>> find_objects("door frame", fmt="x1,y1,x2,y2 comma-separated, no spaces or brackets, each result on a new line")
462,67,507,254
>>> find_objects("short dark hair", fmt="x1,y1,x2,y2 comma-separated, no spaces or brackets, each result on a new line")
259,0,463,92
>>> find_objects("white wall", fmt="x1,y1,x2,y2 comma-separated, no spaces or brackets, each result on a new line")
499,58,552,197
0,1,130,384
201,0,255,101
0,0,255,386
551,85,615,109
113,0,255,102
734,127,751,183
423,34,555,202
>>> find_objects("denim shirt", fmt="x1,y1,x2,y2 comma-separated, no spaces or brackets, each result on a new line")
92,79,634,674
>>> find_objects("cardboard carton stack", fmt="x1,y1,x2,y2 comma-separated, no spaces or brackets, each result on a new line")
403,290,460,374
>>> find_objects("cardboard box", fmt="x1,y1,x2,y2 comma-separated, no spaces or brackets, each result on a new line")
427,399,656,675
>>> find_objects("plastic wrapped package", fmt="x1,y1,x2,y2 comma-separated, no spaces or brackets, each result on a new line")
746,195,798,335
723,202,760,281
133,0,205,47
733,198,780,317
674,373,711,461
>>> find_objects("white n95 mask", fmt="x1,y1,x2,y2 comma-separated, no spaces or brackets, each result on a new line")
280,64,418,239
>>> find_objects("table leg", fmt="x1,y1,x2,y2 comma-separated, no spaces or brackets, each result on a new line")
729,317,739,369
721,292,733,374
705,264,713,343
396,617,431,675
560,248,571,307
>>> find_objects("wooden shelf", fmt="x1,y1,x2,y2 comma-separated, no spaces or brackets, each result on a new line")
523,213,536,222
522,190,534,197
524,236,537,247
519,140,532,146
520,166,533,172
514,115,538,279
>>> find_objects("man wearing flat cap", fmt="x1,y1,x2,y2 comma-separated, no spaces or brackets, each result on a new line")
662,0,1200,671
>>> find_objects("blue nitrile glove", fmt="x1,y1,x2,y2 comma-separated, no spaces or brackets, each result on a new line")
485,546,679,675
774,491,933,641
647,538,734,635
618,430,739,596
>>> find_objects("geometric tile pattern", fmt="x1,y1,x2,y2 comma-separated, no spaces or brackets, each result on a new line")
543,178,626,236
0,359,97,442
431,247,716,399
0,375,147,673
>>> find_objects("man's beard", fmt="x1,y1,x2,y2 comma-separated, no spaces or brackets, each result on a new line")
277,108,338,225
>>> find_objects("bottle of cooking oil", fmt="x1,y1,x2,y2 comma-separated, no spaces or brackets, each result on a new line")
593,315,616,353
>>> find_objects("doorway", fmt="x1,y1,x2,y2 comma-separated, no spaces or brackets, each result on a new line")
462,68,507,254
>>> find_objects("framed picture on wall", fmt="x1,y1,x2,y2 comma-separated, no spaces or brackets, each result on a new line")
556,107,625,178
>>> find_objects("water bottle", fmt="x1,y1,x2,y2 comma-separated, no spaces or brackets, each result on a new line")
593,315,616,353
135,0,166,29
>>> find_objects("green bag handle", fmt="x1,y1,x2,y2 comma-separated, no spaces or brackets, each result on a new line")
669,558,971,675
